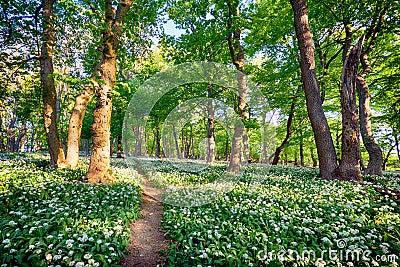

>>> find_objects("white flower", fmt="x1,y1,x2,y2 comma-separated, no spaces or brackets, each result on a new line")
46,254,52,261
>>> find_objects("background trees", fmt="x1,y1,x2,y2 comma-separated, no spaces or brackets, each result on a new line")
1,0,399,178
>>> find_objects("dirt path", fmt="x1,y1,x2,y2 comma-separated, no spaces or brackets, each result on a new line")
121,192,168,267
121,160,168,267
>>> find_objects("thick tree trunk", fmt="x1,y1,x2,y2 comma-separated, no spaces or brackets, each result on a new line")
334,39,363,182
66,87,94,168
86,0,133,184
290,0,337,179
40,0,66,167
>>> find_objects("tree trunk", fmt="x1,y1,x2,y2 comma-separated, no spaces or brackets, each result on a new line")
155,127,161,158
228,123,244,173
207,93,216,164
300,137,305,166
16,119,27,152
290,0,337,179
334,38,363,182
272,90,298,165
110,138,115,157
190,124,194,158
134,125,143,156
357,76,383,176
116,134,123,158
86,0,133,184
382,144,395,171
355,18,385,176
6,104,17,152
172,125,181,159
226,0,247,173
40,0,66,167
65,87,93,168
310,147,318,167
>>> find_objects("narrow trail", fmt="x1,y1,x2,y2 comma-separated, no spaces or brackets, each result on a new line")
121,194,168,267
121,161,169,267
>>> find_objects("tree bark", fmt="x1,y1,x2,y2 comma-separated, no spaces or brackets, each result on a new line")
334,38,363,182
382,144,395,171
290,0,337,179
155,127,161,158
40,0,66,168
243,129,250,162
86,0,133,184
310,147,318,167
6,103,17,152
357,76,383,176
207,87,216,164
65,86,93,168
134,125,144,156
272,88,299,165
16,119,27,152
300,137,305,166
172,125,181,159
355,11,386,176
226,0,247,173
116,134,123,158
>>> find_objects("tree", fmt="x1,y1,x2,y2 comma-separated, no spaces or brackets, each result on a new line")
40,0,66,168
333,38,363,182
290,0,338,179
356,6,388,176
85,0,134,184
226,0,248,173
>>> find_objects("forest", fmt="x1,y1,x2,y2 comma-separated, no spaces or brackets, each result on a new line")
0,0,399,266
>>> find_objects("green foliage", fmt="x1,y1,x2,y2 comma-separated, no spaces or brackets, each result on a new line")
0,154,141,266
138,160,400,266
